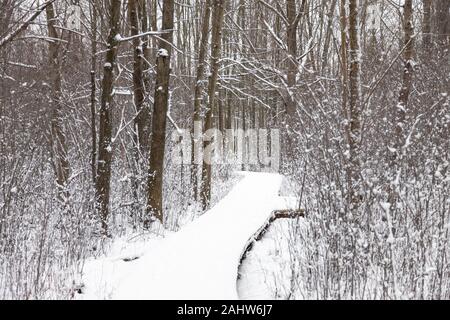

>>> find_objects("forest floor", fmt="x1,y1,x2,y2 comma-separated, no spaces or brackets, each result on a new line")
77,171,295,300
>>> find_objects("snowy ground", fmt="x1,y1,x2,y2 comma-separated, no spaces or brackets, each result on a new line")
77,171,295,300
237,219,300,300
237,177,300,300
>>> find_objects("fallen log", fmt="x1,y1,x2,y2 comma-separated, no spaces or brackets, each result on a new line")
238,209,305,267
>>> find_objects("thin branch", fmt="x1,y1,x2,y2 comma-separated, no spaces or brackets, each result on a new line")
0,0,57,49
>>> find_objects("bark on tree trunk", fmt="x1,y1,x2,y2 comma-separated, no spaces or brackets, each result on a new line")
146,0,175,225
95,0,121,233
321,0,337,73
129,0,149,156
422,0,431,49
348,0,362,211
286,0,297,89
90,1,98,185
394,0,414,152
192,0,211,202
200,0,225,211
340,0,352,211
435,0,450,48
139,0,152,91
46,2,70,205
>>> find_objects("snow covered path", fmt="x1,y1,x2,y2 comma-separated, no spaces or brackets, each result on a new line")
81,172,292,300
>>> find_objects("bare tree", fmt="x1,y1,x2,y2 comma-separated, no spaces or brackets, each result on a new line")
95,0,122,233
394,0,414,151
435,0,450,47
46,1,70,204
422,0,432,49
90,1,98,184
388,0,414,207
146,0,175,225
192,0,211,201
200,0,225,211
347,0,362,211
129,0,150,156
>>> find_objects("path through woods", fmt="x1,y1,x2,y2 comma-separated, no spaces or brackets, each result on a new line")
81,172,293,299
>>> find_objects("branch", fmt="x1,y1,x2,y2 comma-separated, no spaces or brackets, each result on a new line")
239,209,305,265
115,29,174,43
362,38,413,108
0,0,57,49
258,0,288,25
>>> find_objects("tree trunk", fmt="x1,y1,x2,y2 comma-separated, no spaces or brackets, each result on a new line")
321,0,337,73
286,0,297,89
192,0,211,202
348,0,362,210
90,1,98,185
46,2,70,205
146,0,175,225
129,0,149,156
422,0,431,49
435,0,450,48
139,0,152,122
95,0,121,233
394,0,414,153
200,0,225,211
340,0,352,211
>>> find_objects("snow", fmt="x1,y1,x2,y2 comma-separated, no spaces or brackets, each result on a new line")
237,218,297,300
78,172,294,300
157,48,169,57
237,198,299,300
114,87,132,96
380,201,391,212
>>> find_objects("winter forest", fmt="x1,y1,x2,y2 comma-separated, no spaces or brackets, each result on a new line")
0,0,449,300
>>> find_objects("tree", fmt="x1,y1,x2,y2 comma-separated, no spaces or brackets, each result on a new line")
0,0,57,49
46,1,70,204
129,0,150,156
146,0,175,225
347,0,362,211
394,0,414,151
285,0,298,90
192,0,212,201
389,0,414,205
422,0,431,49
200,0,226,211
435,0,450,48
95,0,121,233
90,0,98,185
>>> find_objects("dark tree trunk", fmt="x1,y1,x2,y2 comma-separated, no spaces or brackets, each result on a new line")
146,0,175,225
129,0,150,156
90,1,98,185
348,0,362,210
95,0,121,233
435,0,450,48
422,0,432,49
46,2,70,204
200,0,225,211
192,0,211,202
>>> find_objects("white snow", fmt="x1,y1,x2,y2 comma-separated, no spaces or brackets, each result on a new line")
158,48,169,57
79,172,294,300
